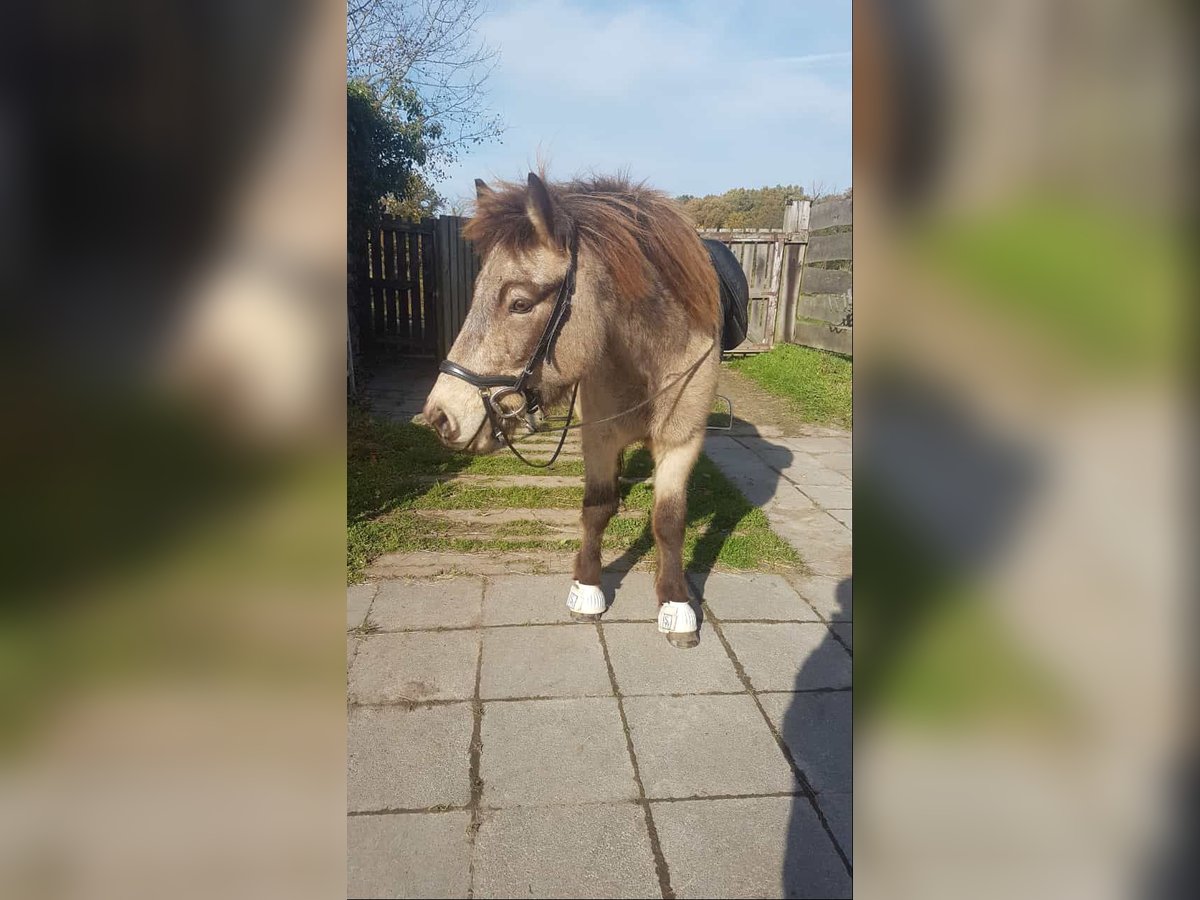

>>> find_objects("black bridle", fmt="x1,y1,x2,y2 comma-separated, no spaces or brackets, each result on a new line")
437,240,581,468
437,238,719,469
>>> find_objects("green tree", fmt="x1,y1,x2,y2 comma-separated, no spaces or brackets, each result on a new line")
348,0,503,188
676,184,851,229
347,79,440,228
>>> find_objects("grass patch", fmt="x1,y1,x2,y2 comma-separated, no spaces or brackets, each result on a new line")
348,412,801,580
914,199,1182,373
855,481,1069,730
726,343,852,428
492,519,556,538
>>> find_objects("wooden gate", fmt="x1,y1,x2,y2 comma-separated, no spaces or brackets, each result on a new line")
352,214,480,360
358,216,439,356
434,216,481,359
699,196,853,356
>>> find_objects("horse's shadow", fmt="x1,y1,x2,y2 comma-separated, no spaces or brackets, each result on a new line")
598,416,789,605
596,418,855,893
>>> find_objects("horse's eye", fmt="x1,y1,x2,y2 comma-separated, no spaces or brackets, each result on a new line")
509,298,533,314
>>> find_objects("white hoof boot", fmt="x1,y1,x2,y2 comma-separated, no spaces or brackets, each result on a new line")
658,601,700,649
566,581,606,620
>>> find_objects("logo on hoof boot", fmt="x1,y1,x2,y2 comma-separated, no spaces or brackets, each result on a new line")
566,581,605,616
657,601,697,634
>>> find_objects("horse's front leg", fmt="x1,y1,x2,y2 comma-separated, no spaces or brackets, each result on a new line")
650,434,704,648
566,430,622,621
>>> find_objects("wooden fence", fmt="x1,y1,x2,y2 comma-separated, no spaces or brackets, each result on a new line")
354,215,439,357
349,195,851,379
433,216,481,359
351,214,479,361
699,195,852,355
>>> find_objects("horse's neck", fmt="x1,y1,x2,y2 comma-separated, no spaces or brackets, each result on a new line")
593,292,701,387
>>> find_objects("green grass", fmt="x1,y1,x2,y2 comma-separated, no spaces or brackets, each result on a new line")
347,409,801,581
855,481,1069,730
493,519,556,538
727,343,853,428
915,200,1182,373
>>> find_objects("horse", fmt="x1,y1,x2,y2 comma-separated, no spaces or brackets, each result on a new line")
422,172,720,648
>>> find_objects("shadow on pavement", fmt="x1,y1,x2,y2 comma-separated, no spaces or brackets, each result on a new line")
602,416,792,611
603,417,855,895
781,575,853,896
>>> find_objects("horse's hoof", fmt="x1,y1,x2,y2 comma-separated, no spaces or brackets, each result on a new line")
657,601,699,649
665,630,700,649
566,581,606,619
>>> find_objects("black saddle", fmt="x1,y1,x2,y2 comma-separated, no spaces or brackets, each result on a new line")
704,239,749,351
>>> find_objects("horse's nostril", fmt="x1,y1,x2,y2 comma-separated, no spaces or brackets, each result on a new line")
424,403,459,444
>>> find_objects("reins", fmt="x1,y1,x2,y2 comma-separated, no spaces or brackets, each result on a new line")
455,340,715,468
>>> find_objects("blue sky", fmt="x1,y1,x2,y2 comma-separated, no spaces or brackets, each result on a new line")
435,0,851,206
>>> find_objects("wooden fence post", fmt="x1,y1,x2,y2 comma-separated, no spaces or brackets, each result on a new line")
783,197,811,231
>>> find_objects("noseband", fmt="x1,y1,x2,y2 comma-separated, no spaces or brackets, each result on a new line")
437,240,580,467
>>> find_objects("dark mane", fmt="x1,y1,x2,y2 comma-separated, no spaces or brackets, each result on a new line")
463,173,719,331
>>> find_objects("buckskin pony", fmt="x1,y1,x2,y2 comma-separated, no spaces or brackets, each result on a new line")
422,172,723,647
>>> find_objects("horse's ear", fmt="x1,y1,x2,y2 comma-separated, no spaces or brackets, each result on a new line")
474,178,493,201
525,172,558,248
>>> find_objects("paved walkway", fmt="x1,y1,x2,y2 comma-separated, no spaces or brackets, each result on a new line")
349,361,852,898
704,426,852,599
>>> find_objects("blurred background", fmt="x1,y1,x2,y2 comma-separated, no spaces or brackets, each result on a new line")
0,2,345,898
853,0,1193,898
0,0,1193,898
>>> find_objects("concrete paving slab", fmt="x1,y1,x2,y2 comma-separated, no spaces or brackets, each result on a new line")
721,623,852,691
599,570,661,621
624,695,796,798
831,623,852,650
728,433,784,450
347,812,471,898
479,625,610,699
732,438,795,470
480,698,636,807
602,623,743,694
781,436,852,456
348,705,473,811
348,582,377,630
349,631,479,704
775,452,853,486
758,691,852,794
653,796,851,899
703,439,791,510
821,451,853,475
771,508,851,578
473,805,659,899
481,571,659,626
689,572,818,621
370,577,483,630
789,575,852,621
704,434,746,455
347,636,358,672
818,793,852,862
829,509,851,529
799,483,853,511
767,483,821,513
483,574,577,625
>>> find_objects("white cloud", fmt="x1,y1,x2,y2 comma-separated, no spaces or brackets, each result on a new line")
440,0,851,198
482,0,718,98
771,51,854,67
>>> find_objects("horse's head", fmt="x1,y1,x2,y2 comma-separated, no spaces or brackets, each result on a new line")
423,172,593,453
